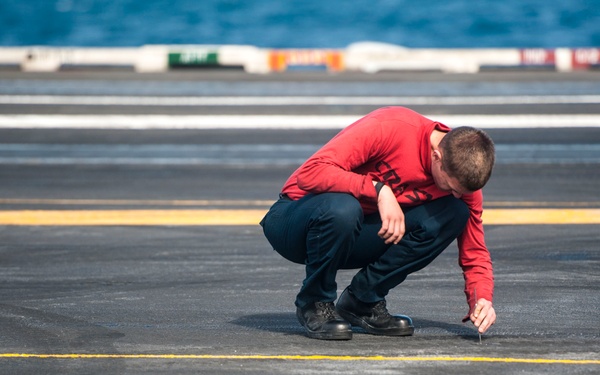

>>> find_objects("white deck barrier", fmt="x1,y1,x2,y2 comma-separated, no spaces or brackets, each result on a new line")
0,42,598,73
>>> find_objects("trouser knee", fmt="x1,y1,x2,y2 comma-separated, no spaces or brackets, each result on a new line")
404,196,469,239
261,193,363,265
444,197,470,236
315,194,364,235
349,196,470,302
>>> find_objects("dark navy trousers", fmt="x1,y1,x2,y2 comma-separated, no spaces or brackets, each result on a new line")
260,193,470,309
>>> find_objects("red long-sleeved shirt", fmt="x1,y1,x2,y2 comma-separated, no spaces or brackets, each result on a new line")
281,106,493,309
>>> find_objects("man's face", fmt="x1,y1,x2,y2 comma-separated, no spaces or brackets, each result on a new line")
431,151,471,198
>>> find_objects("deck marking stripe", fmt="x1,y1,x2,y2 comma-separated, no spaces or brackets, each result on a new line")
0,209,598,225
0,353,598,364
0,198,597,208
0,114,599,129
0,209,266,226
0,198,275,207
482,209,600,225
2,94,600,106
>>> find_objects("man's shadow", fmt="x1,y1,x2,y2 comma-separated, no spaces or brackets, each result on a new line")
231,312,304,336
413,318,482,341
231,313,481,341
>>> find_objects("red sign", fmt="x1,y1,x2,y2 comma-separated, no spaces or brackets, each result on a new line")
520,49,556,65
572,48,600,69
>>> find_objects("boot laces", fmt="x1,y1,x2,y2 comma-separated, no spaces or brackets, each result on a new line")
372,300,392,318
315,301,338,319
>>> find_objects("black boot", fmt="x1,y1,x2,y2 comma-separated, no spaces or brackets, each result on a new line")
296,301,352,340
336,287,414,336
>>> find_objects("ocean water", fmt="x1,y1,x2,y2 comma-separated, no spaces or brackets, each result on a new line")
0,0,598,48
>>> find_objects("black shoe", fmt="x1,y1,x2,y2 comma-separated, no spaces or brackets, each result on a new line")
336,287,414,336
296,301,352,340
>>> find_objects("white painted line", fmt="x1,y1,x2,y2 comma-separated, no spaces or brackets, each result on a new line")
0,115,356,129
1,95,600,106
0,114,599,129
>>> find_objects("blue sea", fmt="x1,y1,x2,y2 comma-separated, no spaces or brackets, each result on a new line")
0,0,598,48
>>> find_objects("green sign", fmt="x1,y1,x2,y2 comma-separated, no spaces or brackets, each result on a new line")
168,51,219,66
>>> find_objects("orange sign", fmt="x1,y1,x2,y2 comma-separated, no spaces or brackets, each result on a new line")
269,49,344,72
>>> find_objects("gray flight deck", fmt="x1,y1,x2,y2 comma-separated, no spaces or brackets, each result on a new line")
0,70,598,374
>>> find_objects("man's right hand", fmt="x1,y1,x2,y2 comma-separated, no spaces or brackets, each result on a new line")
376,184,405,244
470,298,496,334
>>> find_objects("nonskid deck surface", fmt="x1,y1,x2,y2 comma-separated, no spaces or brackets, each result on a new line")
0,70,598,375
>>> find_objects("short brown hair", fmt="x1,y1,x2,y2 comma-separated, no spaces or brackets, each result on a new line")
439,126,495,191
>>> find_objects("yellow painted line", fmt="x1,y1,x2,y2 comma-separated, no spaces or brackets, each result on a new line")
0,210,267,226
482,209,600,224
0,198,273,207
485,201,600,208
0,353,598,365
0,209,598,226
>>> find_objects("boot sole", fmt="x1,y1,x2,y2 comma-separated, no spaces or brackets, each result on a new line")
296,310,353,340
337,308,414,336
304,329,353,340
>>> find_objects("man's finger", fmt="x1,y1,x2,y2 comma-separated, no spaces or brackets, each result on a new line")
395,221,405,244
389,221,400,244
378,219,389,237
479,308,496,333
475,304,494,330
475,302,483,318
474,304,487,325
479,313,494,333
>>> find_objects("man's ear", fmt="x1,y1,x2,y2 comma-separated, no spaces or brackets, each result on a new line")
432,149,442,163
